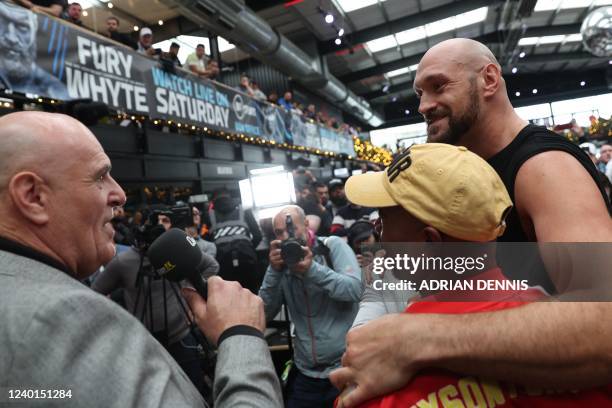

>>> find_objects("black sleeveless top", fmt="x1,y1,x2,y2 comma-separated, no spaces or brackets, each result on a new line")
487,125,612,293
488,124,612,242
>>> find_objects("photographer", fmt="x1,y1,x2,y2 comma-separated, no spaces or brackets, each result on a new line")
92,208,219,397
258,205,361,408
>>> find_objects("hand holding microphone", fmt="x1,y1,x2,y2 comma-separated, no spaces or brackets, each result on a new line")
148,228,265,346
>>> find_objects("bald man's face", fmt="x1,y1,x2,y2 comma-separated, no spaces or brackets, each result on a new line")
273,210,308,246
0,114,128,278
44,128,126,278
414,56,480,144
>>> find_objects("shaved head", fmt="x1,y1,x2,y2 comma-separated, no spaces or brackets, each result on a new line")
0,112,100,194
414,38,512,147
0,111,125,278
419,38,500,72
273,205,309,244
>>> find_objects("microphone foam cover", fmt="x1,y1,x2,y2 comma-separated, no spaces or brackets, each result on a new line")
147,228,202,282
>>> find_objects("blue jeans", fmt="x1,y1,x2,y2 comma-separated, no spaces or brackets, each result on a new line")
286,368,339,408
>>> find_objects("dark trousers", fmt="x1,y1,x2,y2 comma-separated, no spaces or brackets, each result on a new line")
286,367,339,408
166,332,207,399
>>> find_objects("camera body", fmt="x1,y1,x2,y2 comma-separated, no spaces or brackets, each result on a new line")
280,214,305,267
135,205,193,249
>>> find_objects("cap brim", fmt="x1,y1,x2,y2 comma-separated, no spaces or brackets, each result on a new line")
345,172,397,208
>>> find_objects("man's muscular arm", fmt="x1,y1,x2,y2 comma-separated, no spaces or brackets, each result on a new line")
331,151,612,408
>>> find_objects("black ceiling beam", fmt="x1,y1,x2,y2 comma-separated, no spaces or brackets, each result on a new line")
338,24,582,84
361,61,605,100
522,23,581,37
515,51,603,65
319,0,501,55
244,0,291,13
340,54,424,84
378,83,609,130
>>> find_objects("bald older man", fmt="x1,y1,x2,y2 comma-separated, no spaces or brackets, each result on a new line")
330,39,612,407
0,112,282,407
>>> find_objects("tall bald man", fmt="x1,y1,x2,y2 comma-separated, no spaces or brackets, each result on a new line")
0,112,282,407
331,39,612,407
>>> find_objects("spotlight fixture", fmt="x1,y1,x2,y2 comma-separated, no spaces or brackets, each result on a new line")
325,13,334,24
511,67,518,74
532,88,538,94
82,10,88,16
404,109,410,115
580,81,586,86
133,25,139,31
335,38,341,45
515,91,521,97
338,28,344,37
391,96,398,102
158,20,164,26
519,51,526,58
107,2,113,8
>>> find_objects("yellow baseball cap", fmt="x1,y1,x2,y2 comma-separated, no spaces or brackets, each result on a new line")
345,143,512,242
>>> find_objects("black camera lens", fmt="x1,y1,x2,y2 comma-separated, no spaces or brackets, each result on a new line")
281,239,304,266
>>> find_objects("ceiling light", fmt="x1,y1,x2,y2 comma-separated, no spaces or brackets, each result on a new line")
158,20,164,26
368,7,488,52
107,2,113,8
365,34,397,52
532,88,538,94
512,67,518,74
338,28,345,37
539,35,566,44
535,0,612,12
82,10,88,16
392,96,398,102
564,33,583,42
334,38,341,45
425,7,488,37
518,34,583,46
395,26,426,45
580,81,586,86
518,37,539,46
515,91,521,97
325,13,334,24
386,67,410,77
133,25,139,31
409,64,419,71
336,0,387,13
519,51,526,58
404,109,410,115
382,84,390,93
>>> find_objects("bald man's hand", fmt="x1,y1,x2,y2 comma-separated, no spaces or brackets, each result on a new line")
269,240,286,272
291,245,313,276
181,276,266,346
330,313,421,407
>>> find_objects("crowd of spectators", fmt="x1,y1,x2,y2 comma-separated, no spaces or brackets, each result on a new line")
235,73,361,134
15,0,363,137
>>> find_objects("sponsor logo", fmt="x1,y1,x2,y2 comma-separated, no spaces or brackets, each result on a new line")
232,93,256,121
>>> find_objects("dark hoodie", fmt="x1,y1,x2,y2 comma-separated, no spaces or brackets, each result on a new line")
208,196,262,247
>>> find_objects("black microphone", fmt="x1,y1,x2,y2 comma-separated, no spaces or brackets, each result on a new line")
147,228,208,300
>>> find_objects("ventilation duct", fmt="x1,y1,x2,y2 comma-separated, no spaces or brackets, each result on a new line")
163,0,384,127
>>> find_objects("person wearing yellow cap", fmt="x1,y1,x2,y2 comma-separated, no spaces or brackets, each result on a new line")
333,143,611,408
348,142,513,329
330,38,612,408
